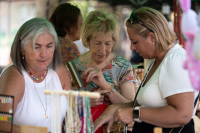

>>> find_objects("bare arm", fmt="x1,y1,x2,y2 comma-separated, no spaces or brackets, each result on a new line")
140,92,194,128
0,66,25,133
84,67,135,104
112,92,195,128
106,81,135,103
56,64,72,91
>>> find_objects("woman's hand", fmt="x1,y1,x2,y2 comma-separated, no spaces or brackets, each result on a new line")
90,88,112,107
84,68,110,90
113,108,135,124
94,105,117,132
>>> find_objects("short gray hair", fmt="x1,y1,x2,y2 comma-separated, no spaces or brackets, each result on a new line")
10,17,62,72
81,9,120,47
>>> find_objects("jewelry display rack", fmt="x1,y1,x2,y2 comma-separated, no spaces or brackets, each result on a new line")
44,90,100,133
0,94,14,133
44,90,100,98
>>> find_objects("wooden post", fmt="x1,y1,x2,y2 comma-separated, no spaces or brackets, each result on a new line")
36,0,47,18
48,0,58,19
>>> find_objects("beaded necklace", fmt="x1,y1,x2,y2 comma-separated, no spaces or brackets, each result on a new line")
28,68,47,80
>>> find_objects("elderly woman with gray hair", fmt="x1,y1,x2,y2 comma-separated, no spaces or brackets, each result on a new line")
0,18,71,132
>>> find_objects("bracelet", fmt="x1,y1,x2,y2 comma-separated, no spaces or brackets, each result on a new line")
104,84,116,95
108,104,117,111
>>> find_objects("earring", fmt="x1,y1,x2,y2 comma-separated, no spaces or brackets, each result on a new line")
22,56,24,59
153,41,155,45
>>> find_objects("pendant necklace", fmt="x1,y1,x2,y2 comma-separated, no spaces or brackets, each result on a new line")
32,72,48,119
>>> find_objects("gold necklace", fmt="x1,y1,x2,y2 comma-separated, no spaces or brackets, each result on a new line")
32,77,48,119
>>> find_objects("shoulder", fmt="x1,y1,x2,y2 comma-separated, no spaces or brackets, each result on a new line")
78,51,90,65
159,45,187,77
56,64,68,79
0,65,24,84
163,45,186,67
113,54,132,67
56,64,71,90
0,65,25,101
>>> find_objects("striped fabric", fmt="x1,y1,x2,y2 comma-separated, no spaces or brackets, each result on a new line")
66,61,84,89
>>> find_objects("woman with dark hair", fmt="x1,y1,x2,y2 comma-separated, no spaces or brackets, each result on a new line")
49,3,83,63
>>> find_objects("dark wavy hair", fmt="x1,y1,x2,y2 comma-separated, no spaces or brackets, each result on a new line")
49,3,81,37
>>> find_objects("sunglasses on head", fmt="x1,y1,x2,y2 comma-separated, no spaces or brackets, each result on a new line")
128,11,154,33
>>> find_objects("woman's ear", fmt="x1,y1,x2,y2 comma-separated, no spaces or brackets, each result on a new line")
86,41,90,48
20,45,25,55
148,32,156,43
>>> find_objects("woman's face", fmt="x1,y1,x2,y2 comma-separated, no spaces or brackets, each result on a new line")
89,32,114,63
71,14,83,41
21,32,55,71
127,27,155,59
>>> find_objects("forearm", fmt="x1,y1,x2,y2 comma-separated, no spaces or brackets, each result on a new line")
140,105,191,128
112,102,133,110
103,82,135,104
108,91,132,103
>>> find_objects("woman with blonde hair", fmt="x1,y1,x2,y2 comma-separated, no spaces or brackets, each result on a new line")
69,9,136,133
94,7,199,133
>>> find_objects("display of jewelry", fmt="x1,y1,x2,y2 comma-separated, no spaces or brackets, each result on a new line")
0,94,14,133
44,90,100,133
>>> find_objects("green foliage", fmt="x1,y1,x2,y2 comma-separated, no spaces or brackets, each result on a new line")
68,0,89,20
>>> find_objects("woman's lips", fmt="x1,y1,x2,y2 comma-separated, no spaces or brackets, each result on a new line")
97,55,105,58
38,60,46,62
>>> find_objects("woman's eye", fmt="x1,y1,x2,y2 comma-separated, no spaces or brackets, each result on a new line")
133,42,137,44
35,47,39,49
47,45,52,48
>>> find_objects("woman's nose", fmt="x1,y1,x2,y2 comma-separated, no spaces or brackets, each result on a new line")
130,44,136,50
99,44,106,54
40,48,47,57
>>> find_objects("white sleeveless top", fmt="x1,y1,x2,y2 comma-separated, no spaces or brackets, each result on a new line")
0,64,67,132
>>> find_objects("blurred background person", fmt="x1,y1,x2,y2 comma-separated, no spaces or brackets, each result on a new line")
49,3,83,64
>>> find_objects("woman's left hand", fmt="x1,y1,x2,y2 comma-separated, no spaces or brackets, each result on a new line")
94,105,117,132
84,68,109,89
113,108,135,124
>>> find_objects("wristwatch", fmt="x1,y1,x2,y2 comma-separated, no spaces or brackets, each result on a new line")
133,106,142,123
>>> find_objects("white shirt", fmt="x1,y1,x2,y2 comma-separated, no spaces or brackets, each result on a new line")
0,64,67,132
137,44,199,118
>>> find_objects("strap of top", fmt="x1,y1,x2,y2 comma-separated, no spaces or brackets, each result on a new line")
67,61,84,89
131,60,155,108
